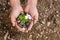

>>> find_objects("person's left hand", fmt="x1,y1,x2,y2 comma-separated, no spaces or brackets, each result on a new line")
10,6,25,32
25,5,38,32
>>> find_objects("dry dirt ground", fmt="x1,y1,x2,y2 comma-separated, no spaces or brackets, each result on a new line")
0,0,60,40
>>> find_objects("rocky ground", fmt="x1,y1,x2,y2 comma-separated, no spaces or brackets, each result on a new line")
0,0,60,40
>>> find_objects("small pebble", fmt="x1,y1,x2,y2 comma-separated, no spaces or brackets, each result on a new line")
8,2,10,5
56,11,59,13
22,28,26,31
4,32,9,40
47,22,50,26
45,36,48,39
37,34,40,37
29,35,32,39
46,32,48,34
40,31,44,35
8,35,10,39
49,29,53,33
56,15,59,17
42,21,45,24
17,20,20,23
36,25,41,30
57,31,59,34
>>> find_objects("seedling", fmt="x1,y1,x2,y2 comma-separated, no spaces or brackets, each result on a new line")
16,12,32,31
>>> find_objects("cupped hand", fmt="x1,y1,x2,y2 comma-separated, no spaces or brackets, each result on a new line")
10,6,25,32
25,5,38,32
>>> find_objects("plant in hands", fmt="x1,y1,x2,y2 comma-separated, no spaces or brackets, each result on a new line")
16,13,32,32
10,0,38,32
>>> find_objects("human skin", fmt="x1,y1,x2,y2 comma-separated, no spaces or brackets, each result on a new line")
10,0,23,31
25,0,38,32
10,0,38,32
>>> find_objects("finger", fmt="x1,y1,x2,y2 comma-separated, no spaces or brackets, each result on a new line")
25,6,30,12
25,21,33,32
15,22,23,32
11,17,16,26
33,15,38,24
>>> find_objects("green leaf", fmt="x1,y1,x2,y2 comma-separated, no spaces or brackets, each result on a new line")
18,15,24,20
18,15,28,23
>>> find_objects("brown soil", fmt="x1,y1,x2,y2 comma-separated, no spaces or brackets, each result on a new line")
0,0,60,40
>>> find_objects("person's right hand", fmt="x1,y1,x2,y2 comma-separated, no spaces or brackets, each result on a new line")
25,5,38,32
10,6,25,32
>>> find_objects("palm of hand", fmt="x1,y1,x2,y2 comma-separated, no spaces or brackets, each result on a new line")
25,5,38,32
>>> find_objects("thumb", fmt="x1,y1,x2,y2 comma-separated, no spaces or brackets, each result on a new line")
25,6,30,12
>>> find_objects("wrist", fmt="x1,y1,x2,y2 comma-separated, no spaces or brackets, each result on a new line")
27,0,37,6
12,5,22,9
11,6,23,13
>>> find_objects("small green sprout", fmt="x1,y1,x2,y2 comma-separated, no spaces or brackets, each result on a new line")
18,15,28,23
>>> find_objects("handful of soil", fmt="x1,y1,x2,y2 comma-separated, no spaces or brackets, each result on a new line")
16,12,32,31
